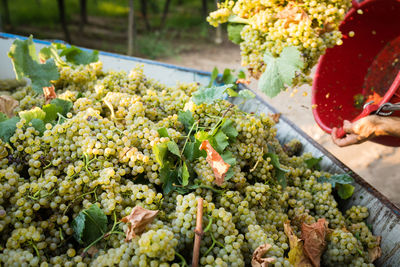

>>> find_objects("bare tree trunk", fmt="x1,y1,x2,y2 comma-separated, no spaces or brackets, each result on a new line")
128,0,136,56
140,0,151,31
161,0,171,28
57,0,71,43
80,0,87,32
1,0,10,27
214,0,222,44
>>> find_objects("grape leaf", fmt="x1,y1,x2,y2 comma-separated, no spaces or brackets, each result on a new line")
39,45,66,66
208,67,219,87
259,46,304,98
180,162,190,186
19,107,46,123
72,204,108,246
195,130,210,142
227,23,245,45
30,119,46,135
221,151,236,180
8,36,60,94
157,128,170,138
0,117,20,142
0,112,8,122
191,84,234,105
59,45,99,65
199,140,231,186
337,184,355,200
284,221,311,267
222,69,236,85
167,141,181,157
153,143,168,167
226,87,239,97
317,173,354,188
238,70,246,80
120,206,158,241
160,166,179,194
212,131,229,153
301,219,328,267
238,89,256,100
251,243,276,267
183,140,206,161
42,103,63,123
305,157,322,170
178,110,194,133
50,98,72,116
264,152,289,188
220,119,238,139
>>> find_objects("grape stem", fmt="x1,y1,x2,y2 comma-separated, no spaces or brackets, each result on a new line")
175,251,188,267
192,197,204,267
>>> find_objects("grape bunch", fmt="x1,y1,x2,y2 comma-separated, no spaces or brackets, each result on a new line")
0,59,381,266
207,0,351,82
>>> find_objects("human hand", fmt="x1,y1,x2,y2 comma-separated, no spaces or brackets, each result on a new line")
331,115,385,147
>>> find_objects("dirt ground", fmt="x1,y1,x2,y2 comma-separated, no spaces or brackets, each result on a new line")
160,41,400,207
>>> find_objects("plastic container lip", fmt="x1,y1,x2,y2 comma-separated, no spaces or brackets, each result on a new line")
312,0,400,135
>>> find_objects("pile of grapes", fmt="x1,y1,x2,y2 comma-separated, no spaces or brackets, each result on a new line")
207,0,352,83
0,60,380,266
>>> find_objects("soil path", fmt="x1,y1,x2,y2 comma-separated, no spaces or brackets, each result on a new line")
160,42,400,207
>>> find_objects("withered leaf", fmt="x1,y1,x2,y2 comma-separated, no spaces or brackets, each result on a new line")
301,218,328,267
251,243,276,267
269,113,281,123
277,2,309,28
0,95,19,118
120,206,158,241
368,236,382,263
199,140,231,186
43,85,57,103
284,220,313,267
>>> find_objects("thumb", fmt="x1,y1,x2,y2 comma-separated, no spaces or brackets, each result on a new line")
343,120,354,134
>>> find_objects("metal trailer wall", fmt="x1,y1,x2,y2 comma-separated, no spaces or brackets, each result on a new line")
0,33,399,266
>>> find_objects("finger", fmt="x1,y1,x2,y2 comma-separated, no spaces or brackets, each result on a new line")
343,120,355,134
333,133,359,147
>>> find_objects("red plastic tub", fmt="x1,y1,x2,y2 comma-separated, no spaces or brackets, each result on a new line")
312,0,400,146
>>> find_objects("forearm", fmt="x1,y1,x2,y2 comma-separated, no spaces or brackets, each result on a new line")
376,117,400,137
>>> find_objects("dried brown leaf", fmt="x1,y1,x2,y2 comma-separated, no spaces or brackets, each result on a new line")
0,95,19,118
236,78,251,85
120,206,158,241
277,2,309,28
301,218,328,267
43,85,57,103
251,243,276,267
269,113,281,123
284,221,313,267
368,236,382,263
86,246,99,257
199,140,231,186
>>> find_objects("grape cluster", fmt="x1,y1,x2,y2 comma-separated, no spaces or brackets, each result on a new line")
207,0,351,82
0,61,380,266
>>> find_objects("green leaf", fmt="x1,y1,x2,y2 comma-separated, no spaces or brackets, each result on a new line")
304,157,322,170
183,140,206,161
195,131,210,142
178,110,195,133
50,98,72,116
238,70,246,80
153,143,168,167
264,152,288,188
222,69,236,85
317,173,354,188
180,162,190,186
238,89,255,100
42,103,63,123
72,204,108,246
209,67,219,87
19,107,46,123
30,119,46,135
167,141,181,157
226,88,239,97
259,46,304,98
0,112,8,122
191,84,234,105
8,36,60,94
337,184,355,199
227,23,245,45
157,128,170,138
160,166,178,195
39,45,66,66
212,131,229,152
0,117,20,142
59,45,99,65
221,151,236,181
220,119,238,139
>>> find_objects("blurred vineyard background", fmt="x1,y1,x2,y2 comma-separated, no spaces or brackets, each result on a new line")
0,0,226,59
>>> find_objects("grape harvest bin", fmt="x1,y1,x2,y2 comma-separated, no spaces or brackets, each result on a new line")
0,33,399,266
